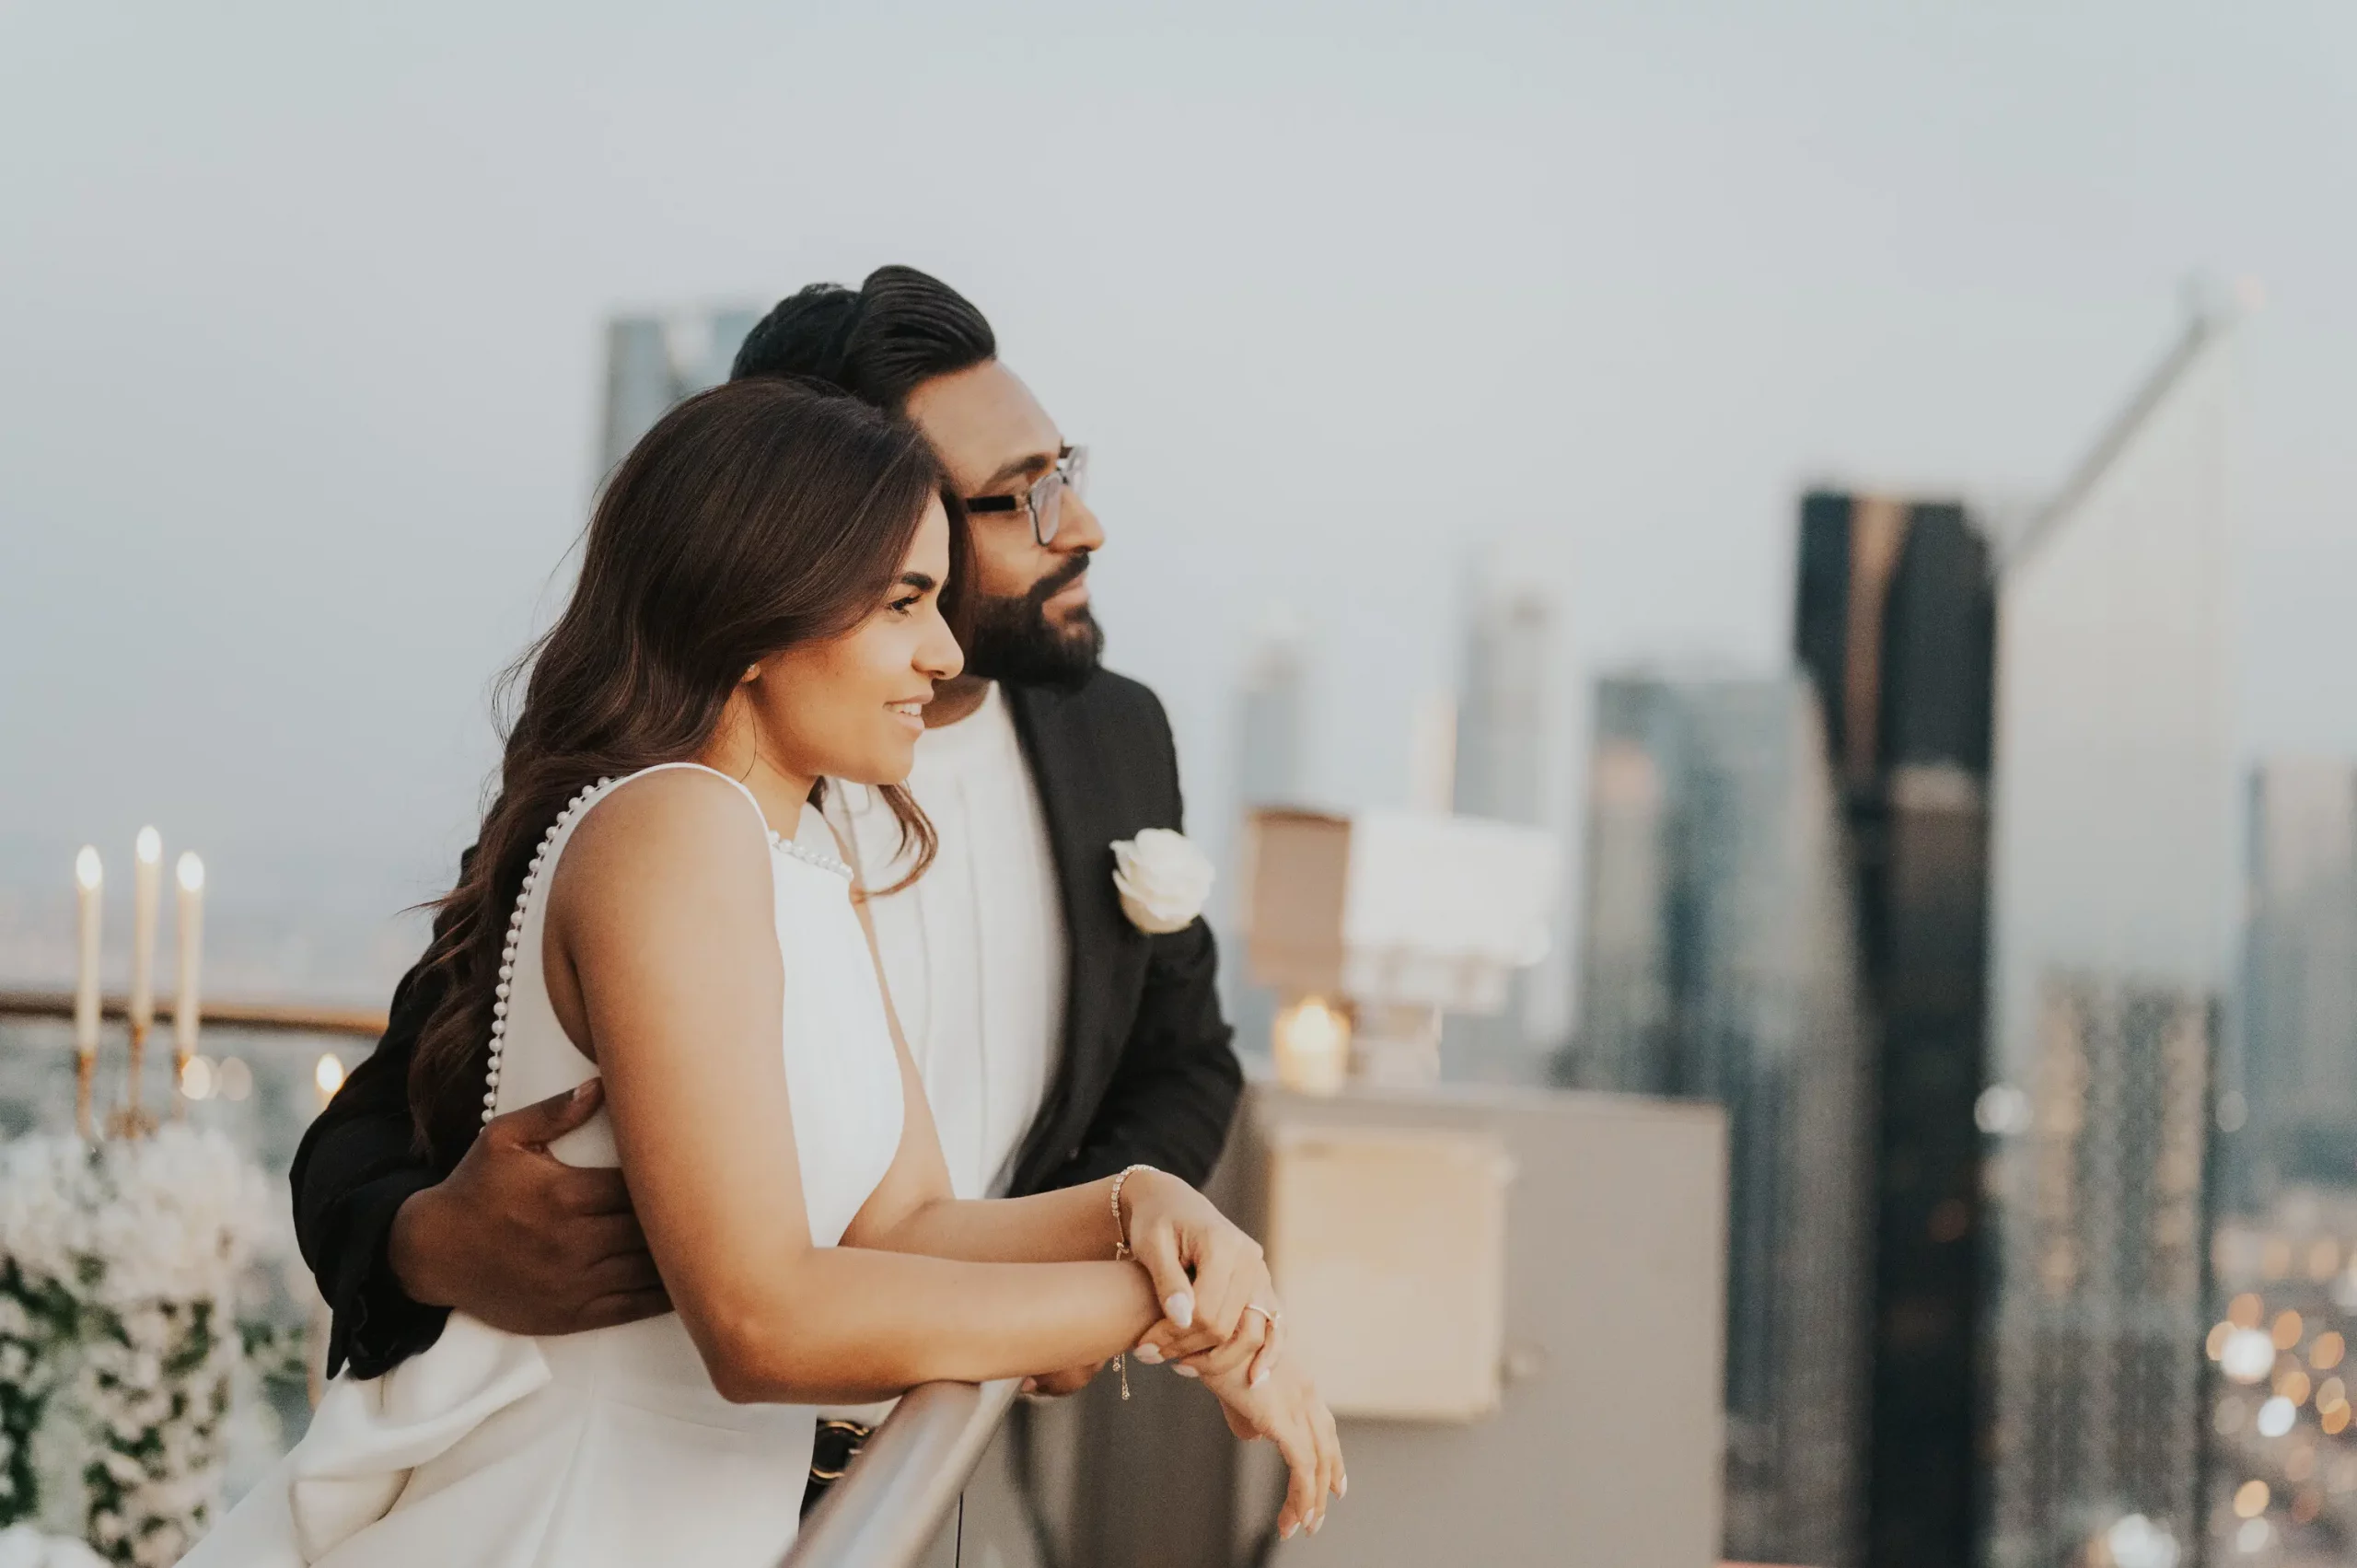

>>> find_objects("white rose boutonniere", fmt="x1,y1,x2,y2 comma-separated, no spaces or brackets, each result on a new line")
1110,829,1214,935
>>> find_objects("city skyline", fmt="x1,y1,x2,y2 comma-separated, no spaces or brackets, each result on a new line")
1559,301,2252,1566
8,9,2357,1564
9,5,2357,1012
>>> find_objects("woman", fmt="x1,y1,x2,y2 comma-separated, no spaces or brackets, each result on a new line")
191,379,1341,1566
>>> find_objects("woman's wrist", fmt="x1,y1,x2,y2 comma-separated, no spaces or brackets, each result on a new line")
1108,1163,1163,1257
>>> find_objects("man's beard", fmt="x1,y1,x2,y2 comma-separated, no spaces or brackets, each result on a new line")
965,552,1105,690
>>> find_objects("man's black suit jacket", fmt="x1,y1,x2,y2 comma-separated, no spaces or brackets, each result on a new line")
295,671,1243,1377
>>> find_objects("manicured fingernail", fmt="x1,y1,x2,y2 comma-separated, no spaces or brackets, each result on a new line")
1281,1522,1297,1540
1250,1365,1270,1388
1310,1514,1323,1535
572,1080,596,1103
1338,1474,1349,1497
1164,1292,1194,1330
1020,1377,1038,1393
1133,1343,1164,1365
1172,1364,1199,1378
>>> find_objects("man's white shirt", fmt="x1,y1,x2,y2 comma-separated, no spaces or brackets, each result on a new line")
801,682,1067,1200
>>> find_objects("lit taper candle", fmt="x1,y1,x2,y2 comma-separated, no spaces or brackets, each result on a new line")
74,847,104,1060
130,827,162,1033
174,853,204,1060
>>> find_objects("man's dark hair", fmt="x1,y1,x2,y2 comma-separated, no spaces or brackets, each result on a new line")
731,265,996,412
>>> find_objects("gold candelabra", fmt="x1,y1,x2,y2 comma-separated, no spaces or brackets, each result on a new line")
76,1018,169,1142
102,1020,162,1140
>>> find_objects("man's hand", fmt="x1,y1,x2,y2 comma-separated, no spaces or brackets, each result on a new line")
387,1081,668,1336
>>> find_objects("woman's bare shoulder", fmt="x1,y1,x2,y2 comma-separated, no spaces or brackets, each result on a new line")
555,765,774,913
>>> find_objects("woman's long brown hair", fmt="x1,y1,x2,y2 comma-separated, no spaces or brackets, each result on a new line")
407,377,970,1161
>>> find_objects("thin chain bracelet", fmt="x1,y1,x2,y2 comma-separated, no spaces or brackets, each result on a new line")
1108,1164,1156,1400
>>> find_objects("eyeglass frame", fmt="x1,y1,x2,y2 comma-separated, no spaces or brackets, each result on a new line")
961,445,1089,547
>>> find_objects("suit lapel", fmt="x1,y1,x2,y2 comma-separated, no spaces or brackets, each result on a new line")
1004,680,1131,1187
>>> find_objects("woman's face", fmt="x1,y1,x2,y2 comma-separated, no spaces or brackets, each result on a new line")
749,496,963,787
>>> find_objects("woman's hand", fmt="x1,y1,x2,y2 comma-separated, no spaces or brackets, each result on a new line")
1199,1358,1346,1540
1120,1169,1283,1384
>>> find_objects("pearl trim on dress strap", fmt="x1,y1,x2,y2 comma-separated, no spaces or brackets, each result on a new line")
479,774,850,1127
483,777,614,1126
767,830,854,880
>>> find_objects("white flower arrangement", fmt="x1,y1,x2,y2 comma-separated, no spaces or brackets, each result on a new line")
0,1140,99,1533
0,1127,284,1567
0,1523,106,1568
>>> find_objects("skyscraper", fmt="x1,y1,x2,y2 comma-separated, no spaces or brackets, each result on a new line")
1450,583,1555,1072
1793,490,1997,1568
1569,669,1873,1568
1453,585,1551,828
598,305,763,475
2240,760,2357,1201
1225,616,1310,1060
1984,307,2242,1568
2203,761,2357,1562
1999,977,2213,1559
1235,616,1308,813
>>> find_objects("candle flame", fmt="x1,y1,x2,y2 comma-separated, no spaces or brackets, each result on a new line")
1280,996,1349,1056
177,853,205,892
75,846,102,890
135,826,161,864
315,1052,347,1098
1272,995,1352,1096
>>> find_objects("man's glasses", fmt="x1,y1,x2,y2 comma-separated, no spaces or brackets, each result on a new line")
963,446,1089,547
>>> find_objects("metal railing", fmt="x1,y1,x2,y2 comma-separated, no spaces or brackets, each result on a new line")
0,990,389,1038
781,1378,1021,1567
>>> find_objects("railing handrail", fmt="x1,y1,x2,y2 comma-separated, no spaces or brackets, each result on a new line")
0,990,389,1039
780,1377,1021,1568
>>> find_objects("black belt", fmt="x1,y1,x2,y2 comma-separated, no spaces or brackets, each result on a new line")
799,1418,874,1517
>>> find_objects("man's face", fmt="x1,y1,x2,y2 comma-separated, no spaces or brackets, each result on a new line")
903,360,1105,688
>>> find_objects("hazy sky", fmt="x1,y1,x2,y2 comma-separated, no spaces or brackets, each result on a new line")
5,0,2354,1001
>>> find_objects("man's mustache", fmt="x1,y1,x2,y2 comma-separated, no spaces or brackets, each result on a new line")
1021,551,1091,611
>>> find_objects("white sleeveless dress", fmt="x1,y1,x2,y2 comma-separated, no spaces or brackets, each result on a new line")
185,763,907,1568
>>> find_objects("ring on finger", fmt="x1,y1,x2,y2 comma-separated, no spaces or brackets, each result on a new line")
1244,1303,1282,1329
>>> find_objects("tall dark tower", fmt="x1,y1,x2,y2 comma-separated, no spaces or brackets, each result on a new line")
1794,491,1997,1568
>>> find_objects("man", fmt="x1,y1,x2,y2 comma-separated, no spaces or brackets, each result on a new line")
293,267,1243,1414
